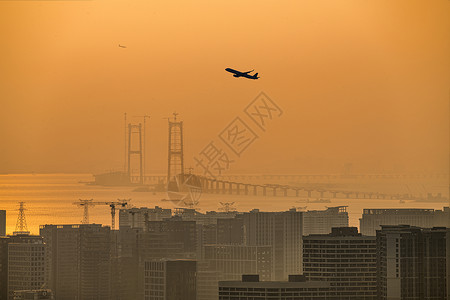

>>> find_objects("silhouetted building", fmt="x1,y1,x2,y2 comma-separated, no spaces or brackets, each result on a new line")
0,237,9,300
376,225,448,299
12,289,53,300
243,209,303,280
447,228,450,298
111,218,198,299
360,208,449,236
144,259,196,300
7,234,45,300
39,224,111,300
303,227,377,299
145,217,197,258
217,216,244,245
303,206,349,235
110,227,142,300
0,211,5,237
204,244,272,281
119,206,172,230
175,208,239,226
218,274,332,299
198,245,272,300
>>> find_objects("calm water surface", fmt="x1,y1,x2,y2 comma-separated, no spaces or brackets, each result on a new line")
0,174,448,234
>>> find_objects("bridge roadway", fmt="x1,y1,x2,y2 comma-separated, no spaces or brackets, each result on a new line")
129,173,448,200
132,173,448,184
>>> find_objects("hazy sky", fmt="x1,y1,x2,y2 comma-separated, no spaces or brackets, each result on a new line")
0,0,448,175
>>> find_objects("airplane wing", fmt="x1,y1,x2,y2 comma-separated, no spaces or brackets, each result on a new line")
243,69,254,74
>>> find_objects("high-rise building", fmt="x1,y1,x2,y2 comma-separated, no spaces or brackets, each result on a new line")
376,225,448,299
216,216,244,245
448,229,450,299
145,217,197,258
197,245,273,300
243,209,303,280
110,227,142,300
303,206,348,235
119,206,172,230
0,237,9,300
204,244,272,281
0,211,6,237
174,208,239,226
7,234,46,300
39,224,111,300
303,227,377,299
218,274,332,300
144,259,196,300
360,208,449,236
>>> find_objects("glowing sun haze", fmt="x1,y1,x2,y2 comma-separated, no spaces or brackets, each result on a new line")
0,0,448,175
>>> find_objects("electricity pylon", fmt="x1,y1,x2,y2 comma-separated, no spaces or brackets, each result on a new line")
14,202,30,235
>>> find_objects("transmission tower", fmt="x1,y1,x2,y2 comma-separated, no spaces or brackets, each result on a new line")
73,199,95,224
14,202,30,235
218,202,237,213
167,112,184,185
128,123,144,184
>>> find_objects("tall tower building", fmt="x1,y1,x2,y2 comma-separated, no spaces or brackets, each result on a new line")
0,210,5,237
376,225,448,299
7,234,46,300
144,259,196,300
303,227,377,299
360,208,449,236
243,209,303,280
40,224,111,300
118,206,172,230
303,206,348,235
0,237,10,300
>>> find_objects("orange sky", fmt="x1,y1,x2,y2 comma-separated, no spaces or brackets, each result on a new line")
0,0,448,175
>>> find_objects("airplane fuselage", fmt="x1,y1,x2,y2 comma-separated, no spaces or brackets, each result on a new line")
225,68,259,80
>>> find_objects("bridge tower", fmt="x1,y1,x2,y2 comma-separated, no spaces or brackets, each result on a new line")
128,123,143,184
167,112,184,185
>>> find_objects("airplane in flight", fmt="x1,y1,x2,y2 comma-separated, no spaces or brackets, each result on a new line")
225,68,259,80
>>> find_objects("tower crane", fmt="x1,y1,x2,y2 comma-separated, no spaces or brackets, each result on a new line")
72,199,130,230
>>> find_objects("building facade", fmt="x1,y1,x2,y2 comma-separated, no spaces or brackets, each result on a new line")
0,211,5,237
198,245,272,300
303,206,349,235
119,206,172,230
7,234,46,300
303,227,377,299
376,225,448,299
39,224,111,300
144,259,196,300
360,208,449,236
219,274,332,299
243,209,303,280
0,237,9,300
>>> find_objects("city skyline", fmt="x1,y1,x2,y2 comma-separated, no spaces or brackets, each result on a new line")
0,0,448,298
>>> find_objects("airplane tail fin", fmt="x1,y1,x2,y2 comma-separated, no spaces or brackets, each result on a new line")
254,73,259,79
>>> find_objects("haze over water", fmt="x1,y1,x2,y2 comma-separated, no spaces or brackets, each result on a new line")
1,173,447,235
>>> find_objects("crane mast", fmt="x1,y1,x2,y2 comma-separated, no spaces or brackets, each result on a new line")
73,199,130,230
